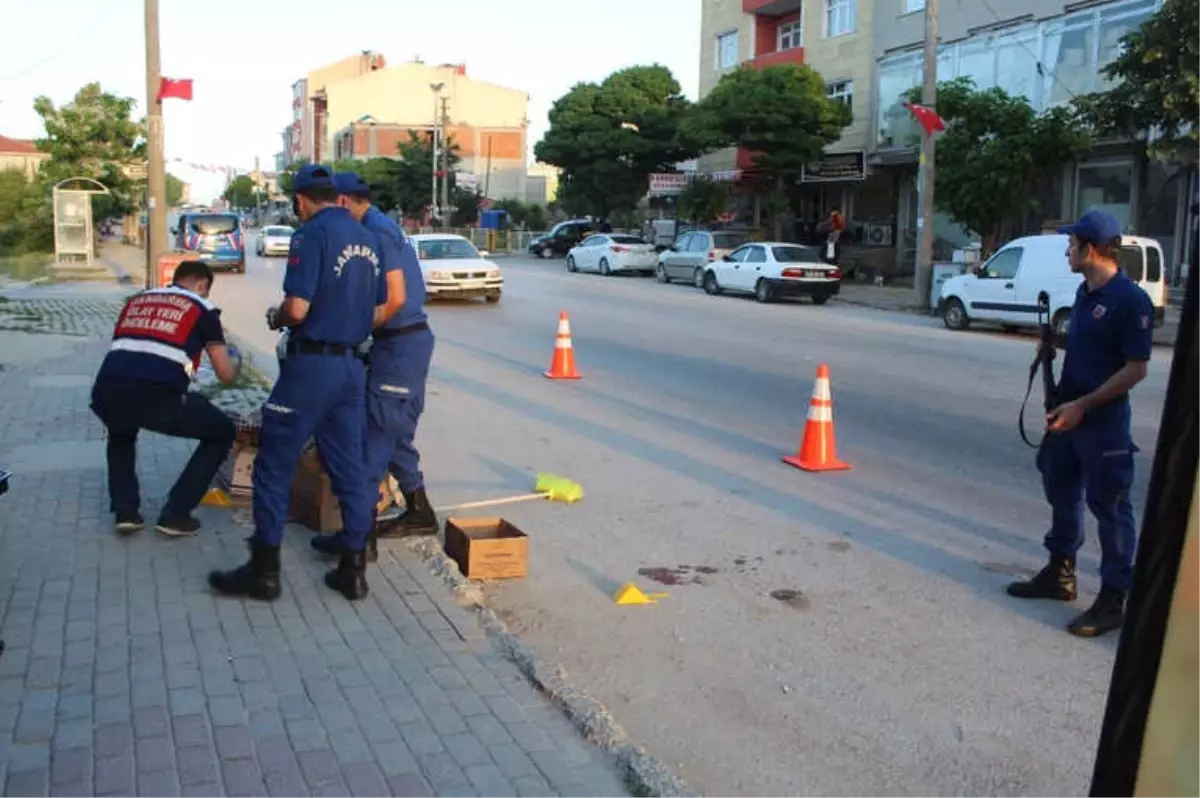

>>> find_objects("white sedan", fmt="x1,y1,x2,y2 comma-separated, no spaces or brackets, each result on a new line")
256,225,294,257
700,241,842,304
411,234,503,303
565,234,657,276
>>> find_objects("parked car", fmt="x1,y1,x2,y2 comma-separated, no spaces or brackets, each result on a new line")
412,234,503,302
938,233,1167,335
656,229,752,288
565,234,657,276
528,219,595,258
699,241,841,304
173,212,245,273
256,225,294,257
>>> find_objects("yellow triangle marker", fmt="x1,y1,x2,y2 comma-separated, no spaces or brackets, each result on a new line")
201,487,234,507
613,582,669,605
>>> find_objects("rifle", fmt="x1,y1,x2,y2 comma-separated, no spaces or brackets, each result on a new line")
1019,290,1060,448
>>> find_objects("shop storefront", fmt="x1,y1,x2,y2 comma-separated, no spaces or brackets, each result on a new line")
867,0,1191,282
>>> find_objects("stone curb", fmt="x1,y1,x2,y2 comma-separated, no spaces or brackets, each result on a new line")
231,347,693,798
404,536,696,798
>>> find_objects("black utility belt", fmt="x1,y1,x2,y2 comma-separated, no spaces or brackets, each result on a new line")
286,339,361,358
373,321,429,340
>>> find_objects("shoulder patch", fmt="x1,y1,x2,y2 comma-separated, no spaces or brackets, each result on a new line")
1140,314,1150,330
1092,304,1108,320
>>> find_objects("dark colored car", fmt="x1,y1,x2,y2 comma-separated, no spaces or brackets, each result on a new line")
529,220,595,259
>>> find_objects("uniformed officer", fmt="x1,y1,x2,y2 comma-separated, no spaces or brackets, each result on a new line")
208,164,386,602
311,173,438,563
1007,210,1154,637
91,259,239,537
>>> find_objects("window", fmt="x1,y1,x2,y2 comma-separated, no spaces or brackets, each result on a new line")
825,0,856,37
875,56,921,147
994,32,1039,104
713,231,748,250
904,0,924,11
827,80,854,108
1118,247,1145,282
1097,3,1155,90
674,233,693,251
773,246,823,264
1145,247,1162,283
778,21,802,51
416,238,480,260
715,31,739,70
745,247,767,263
1042,15,1097,107
957,40,997,91
190,215,239,235
1076,162,1133,232
727,246,752,262
691,234,712,252
980,248,1023,280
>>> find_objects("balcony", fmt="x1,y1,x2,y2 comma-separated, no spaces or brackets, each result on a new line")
743,0,800,13
750,47,805,69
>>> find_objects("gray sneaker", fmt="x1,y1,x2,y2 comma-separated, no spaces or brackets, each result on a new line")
156,515,201,538
116,512,145,536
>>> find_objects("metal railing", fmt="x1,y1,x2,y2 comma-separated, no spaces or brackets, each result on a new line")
412,227,549,254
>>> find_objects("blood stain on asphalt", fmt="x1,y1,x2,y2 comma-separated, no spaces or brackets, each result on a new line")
769,589,811,610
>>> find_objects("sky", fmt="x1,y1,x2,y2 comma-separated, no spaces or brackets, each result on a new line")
0,0,701,202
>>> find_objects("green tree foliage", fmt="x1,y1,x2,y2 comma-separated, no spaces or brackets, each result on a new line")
0,171,51,254
1075,0,1199,160
165,173,185,207
222,175,258,209
683,64,851,236
33,83,145,219
904,77,1091,254
492,199,548,231
676,178,733,223
277,157,310,194
388,131,462,221
535,65,699,219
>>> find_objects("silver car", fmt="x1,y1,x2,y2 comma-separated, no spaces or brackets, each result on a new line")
256,225,294,257
656,230,751,288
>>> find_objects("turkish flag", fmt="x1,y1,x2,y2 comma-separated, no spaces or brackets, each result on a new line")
903,102,945,136
158,78,193,102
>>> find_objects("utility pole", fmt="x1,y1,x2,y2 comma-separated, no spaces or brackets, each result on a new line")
143,0,168,289
429,82,443,224
914,0,939,308
440,96,451,224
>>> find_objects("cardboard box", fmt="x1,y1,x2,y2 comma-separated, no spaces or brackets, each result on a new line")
444,517,528,580
289,448,392,533
218,442,256,498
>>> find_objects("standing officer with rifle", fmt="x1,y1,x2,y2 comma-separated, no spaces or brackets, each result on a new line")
1007,210,1155,637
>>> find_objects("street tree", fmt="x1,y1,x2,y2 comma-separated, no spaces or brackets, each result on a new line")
683,64,852,238
904,77,1091,254
165,173,185,207
1075,0,1199,161
535,65,699,219
276,157,310,194
222,175,258,209
676,177,733,224
33,82,145,220
0,171,50,254
388,131,462,221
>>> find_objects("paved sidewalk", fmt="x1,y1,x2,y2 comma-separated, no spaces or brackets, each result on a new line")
0,297,630,798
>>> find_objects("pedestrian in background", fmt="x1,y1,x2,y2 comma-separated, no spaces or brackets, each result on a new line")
1007,210,1154,637
320,173,439,554
208,164,386,603
90,260,239,537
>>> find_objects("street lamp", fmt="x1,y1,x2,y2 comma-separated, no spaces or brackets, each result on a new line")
430,82,444,224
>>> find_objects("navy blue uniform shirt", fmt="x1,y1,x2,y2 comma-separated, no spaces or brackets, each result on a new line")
96,286,225,393
284,205,387,346
1059,270,1154,429
362,206,428,330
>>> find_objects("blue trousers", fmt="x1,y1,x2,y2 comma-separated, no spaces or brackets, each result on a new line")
1037,424,1138,591
365,329,435,493
252,353,374,551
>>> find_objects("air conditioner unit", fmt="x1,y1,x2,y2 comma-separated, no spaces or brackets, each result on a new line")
862,223,894,247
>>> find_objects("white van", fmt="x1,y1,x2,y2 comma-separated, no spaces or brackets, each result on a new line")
938,233,1167,335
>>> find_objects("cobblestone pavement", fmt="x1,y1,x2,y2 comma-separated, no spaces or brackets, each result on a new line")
0,298,630,798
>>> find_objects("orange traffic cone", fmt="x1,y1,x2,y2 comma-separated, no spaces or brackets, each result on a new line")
782,364,851,472
544,311,582,380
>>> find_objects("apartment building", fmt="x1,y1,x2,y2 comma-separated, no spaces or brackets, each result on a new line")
324,60,529,201
697,0,885,223
869,0,1192,278
280,52,388,167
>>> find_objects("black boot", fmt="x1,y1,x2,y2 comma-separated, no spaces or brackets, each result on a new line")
313,509,379,563
1006,555,1077,601
208,538,282,602
324,550,369,601
376,489,439,538
1067,587,1125,637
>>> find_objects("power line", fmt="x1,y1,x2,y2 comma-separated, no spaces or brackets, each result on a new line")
976,0,1082,104
0,0,122,82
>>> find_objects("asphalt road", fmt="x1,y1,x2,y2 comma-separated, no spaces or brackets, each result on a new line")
213,242,1172,797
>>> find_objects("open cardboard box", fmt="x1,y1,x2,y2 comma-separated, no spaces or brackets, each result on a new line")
444,517,528,580
291,448,393,533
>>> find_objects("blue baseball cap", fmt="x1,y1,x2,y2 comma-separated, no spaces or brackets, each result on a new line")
334,172,371,196
1058,210,1122,244
292,164,337,193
